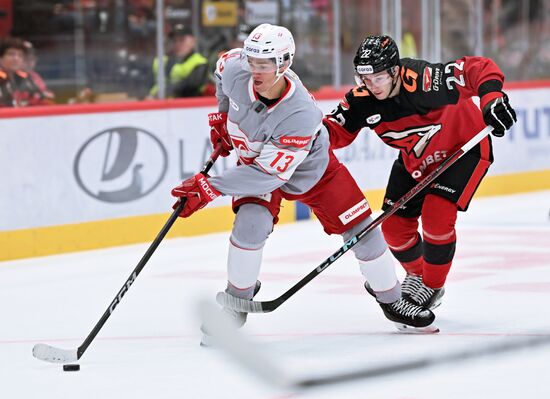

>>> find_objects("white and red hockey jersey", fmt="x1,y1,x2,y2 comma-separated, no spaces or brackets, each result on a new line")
208,49,330,196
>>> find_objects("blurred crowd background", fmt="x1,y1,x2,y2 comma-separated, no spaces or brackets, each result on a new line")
0,0,549,105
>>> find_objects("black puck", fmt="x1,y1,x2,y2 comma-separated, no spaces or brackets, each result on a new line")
63,364,80,372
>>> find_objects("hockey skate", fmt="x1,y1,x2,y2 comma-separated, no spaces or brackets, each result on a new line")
400,274,424,298
407,282,445,310
364,282,439,334
201,281,261,347
364,277,424,299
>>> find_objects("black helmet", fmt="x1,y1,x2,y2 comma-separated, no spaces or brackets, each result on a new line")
353,35,400,75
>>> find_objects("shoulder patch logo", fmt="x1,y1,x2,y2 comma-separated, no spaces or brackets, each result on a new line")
366,114,381,124
422,66,432,92
400,67,418,93
280,136,312,148
339,99,349,110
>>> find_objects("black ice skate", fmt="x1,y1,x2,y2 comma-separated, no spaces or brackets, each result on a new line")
407,280,445,310
365,275,425,298
400,274,424,297
364,282,439,334
201,281,261,347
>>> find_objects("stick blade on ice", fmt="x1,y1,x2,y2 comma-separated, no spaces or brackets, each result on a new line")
32,343,78,364
215,292,266,313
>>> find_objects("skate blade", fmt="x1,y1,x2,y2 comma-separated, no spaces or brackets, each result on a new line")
394,323,440,334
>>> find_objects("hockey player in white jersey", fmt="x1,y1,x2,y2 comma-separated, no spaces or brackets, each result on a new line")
170,24,436,341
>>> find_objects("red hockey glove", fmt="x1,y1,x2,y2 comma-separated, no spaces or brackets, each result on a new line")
481,92,517,137
209,112,232,157
171,173,221,218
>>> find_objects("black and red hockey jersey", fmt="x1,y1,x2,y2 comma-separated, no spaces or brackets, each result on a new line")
324,56,505,179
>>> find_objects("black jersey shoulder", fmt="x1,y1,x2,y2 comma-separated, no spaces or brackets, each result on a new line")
343,57,464,128
338,85,383,131
399,58,450,96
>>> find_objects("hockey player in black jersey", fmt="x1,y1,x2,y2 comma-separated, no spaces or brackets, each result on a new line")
324,35,517,311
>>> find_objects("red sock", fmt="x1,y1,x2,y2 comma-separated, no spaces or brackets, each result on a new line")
402,257,423,276
422,261,451,289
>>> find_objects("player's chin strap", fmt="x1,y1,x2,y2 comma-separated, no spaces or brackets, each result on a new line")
270,52,293,88
272,64,290,88
386,65,400,99
275,55,292,81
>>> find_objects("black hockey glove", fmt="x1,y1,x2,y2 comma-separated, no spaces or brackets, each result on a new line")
482,93,517,137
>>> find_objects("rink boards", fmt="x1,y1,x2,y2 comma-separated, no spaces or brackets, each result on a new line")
1,83,550,260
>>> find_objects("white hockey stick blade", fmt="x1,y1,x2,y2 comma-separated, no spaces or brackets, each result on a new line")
197,300,295,388
216,291,264,313
32,343,78,364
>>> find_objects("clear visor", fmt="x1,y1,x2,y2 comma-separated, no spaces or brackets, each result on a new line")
241,55,279,73
354,71,393,88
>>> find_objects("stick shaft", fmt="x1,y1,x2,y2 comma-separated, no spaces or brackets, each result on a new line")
76,146,222,358
297,333,550,388
255,126,492,312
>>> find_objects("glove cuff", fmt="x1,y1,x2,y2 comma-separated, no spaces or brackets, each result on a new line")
208,112,228,126
196,174,221,201
480,91,503,111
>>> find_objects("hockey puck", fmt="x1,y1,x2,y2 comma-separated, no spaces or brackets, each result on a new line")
63,364,80,372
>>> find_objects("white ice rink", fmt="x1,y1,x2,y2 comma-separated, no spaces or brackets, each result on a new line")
2,191,550,399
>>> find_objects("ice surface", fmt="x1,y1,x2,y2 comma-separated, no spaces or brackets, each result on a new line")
1,191,549,398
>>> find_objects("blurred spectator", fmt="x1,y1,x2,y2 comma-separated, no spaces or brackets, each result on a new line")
67,87,95,104
22,41,55,103
148,24,209,98
0,37,53,107
127,0,155,40
400,32,418,58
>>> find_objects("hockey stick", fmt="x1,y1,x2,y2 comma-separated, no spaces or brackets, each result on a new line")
198,299,550,389
33,145,223,364
217,125,493,313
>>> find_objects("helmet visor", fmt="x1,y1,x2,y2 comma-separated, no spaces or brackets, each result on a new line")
241,55,279,73
355,70,393,88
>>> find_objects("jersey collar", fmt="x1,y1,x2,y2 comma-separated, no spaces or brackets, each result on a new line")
248,76,295,113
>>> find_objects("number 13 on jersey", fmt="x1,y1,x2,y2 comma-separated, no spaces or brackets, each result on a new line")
270,151,295,172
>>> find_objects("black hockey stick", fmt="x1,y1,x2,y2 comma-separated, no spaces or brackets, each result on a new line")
199,299,550,389
217,126,493,313
33,145,223,364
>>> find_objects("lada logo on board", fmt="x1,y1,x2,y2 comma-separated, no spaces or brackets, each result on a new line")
74,127,167,203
